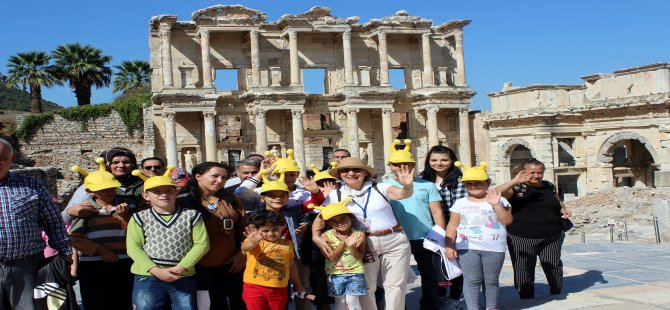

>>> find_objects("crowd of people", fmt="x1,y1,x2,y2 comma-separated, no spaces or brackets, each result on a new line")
0,137,573,310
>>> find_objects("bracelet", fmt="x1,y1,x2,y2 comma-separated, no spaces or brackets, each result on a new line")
403,186,414,190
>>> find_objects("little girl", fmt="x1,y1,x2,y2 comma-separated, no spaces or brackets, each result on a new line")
316,197,366,310
445,162,512,310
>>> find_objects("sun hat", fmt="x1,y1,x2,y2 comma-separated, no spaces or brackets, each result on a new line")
388,139,416,164
266,149,300,174
259,169,289,194
455,161,489,182
72,157,121,192
310,163,337,182
328,157,376,178
313,197,353,221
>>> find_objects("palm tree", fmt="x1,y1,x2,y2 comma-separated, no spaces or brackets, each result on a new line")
52,43,112,106
5,51,58,113
113,60,150,94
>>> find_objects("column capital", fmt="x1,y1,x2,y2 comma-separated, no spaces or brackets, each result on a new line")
347,108,360,116
250,30,259,39
459,108,470,114
203,111,217,120
289,30,298,40
159,24,172,37
378,31,386,41
162,111,175,121
454,31,463,42
422,32,431,40
426,107,439,116
254,109,267,119
382,107,394,116
342,30,351,40
291,108,305,117
200,28,210,38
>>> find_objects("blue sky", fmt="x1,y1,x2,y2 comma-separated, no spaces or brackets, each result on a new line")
1,0,668,111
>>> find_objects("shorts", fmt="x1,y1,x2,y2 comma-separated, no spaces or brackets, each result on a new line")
327,273,367,297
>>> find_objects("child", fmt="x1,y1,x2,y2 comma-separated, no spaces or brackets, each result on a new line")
242,210,306,310
445,162,512,310
126,169,210,310
316,197,367,310
69,158,135,310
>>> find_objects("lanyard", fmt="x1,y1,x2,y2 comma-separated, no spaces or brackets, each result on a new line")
350,188,372,219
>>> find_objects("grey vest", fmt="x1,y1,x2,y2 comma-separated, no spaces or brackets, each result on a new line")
133,206,201,266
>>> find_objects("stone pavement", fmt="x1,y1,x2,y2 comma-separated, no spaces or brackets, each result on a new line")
405,242,670,309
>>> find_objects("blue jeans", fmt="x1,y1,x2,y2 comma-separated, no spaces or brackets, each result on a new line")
132,275,197,310
457,250,505,310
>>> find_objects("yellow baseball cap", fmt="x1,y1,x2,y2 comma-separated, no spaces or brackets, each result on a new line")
310,163,337,182
72,158,122,192
260,169,289,194
266,149,300,174
314,197,353,221
388,139,416,164
455,161,489,182
140,166,176,191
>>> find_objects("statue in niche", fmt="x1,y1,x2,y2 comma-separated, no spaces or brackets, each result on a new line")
270,146,280,158
360,148,369,165
185,150,196,172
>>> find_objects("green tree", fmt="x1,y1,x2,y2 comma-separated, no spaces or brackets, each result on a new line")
52,43,112,106
113,60,150,94
5,51,58,113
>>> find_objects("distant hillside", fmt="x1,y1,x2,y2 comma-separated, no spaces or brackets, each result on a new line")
0,78,63,112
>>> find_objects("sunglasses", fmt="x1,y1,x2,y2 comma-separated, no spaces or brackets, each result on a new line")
340,168,363,173
143,165,163,171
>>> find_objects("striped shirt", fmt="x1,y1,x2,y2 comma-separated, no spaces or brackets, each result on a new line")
0,172,72,260
69,197,129,262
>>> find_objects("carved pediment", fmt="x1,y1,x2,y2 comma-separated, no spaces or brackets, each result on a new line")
363,10,433,29
149,15,178,30
191,5,267,25
277,6,356,28
433,20,472,34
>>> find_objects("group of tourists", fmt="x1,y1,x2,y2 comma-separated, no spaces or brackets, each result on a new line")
0,136,572,310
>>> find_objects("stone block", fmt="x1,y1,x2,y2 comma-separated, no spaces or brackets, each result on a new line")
655,171,670,187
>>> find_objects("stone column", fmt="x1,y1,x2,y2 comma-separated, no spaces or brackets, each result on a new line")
421,32,434,87
255,109,268,154
426,107,439,147
454,32,467,86
163,112,178,167
289,31,300,86
347,108,360,157
203,111,217,162
342,30,354,85
160,24,174,87
291,109,306,173
458,109,472,166
378,32,390,86
200,28,213,88
250,30,261,86
382,108,394,166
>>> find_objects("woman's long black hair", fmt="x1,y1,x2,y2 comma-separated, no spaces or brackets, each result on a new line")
179,161,243,217
420,145,462,190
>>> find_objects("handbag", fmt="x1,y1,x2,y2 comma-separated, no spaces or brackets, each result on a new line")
560,218,574,232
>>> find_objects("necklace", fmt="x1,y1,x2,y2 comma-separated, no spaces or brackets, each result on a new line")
201,196,235,230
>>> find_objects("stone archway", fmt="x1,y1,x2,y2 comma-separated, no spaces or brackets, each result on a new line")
598,131,658,187
501,138,536,176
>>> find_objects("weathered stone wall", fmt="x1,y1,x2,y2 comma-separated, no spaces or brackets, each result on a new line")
10,166,59,197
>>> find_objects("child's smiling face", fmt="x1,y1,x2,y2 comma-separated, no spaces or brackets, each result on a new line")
257,224,282,242
463,180,490,199
262,190,289,211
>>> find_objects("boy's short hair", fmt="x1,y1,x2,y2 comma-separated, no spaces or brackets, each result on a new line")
248,210,286,228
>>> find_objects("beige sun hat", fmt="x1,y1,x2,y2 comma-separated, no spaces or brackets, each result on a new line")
328,157,376,178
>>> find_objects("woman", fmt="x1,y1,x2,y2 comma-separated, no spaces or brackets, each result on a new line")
420,145,465,302
496,158,572,299
312,157,414,310
179,162,247,309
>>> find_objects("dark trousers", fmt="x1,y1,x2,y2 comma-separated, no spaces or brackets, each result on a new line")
410,239,440,310
78,258,134,310
507,232,565,298
0,252,43,310
195,263,245,310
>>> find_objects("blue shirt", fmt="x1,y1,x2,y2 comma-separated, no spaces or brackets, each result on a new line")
0,172,72,260
385,177,442,240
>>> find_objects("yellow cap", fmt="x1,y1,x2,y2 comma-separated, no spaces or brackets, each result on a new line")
388,139,416,163
72,158,122,192
310,163,337,182
455,161,489,182
143,166,176,192
260,169,289,194
269,149,300,174
315,197,352,221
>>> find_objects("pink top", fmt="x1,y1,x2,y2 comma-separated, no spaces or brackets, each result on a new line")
43,224,70,258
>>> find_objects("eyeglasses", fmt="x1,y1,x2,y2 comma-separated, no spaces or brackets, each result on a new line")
340,168,363,174
143,165,163,171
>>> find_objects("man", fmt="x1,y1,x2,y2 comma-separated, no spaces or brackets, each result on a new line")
331,148,351,164
224,158,261,190
139,157,165,177
0,138,72,309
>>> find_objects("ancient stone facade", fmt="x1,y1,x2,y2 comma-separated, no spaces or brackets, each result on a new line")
478,63,670,197
148,5,474,174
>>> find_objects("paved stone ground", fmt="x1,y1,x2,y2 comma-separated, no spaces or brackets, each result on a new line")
405,241,670,309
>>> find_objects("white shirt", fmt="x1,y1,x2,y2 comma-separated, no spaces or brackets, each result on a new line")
324,181,398,232
450,197,511,253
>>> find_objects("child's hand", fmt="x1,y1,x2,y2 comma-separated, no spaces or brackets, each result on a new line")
245,225,263,243
299,176,319,194
97,246,118,263
485,189,502,206
115,203,129,216
150,267,180,283
295,222,309,235
166,265,187,276
445,247,458,260
321,181,336,197
344,231,363,248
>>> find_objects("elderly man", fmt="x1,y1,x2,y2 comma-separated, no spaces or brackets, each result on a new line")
223,158,261,190
0,138,72,309
139,156,165,177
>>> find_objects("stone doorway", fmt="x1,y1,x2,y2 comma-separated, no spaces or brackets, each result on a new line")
598,132,658,188
509,145,533,176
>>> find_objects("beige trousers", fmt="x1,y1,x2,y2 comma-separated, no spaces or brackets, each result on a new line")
360,232,412,310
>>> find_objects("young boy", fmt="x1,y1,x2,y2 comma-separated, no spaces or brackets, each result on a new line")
70,158,135,310
242,210,306,310
126,169,210,310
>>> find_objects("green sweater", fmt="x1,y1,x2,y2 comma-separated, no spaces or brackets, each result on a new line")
126,210,209,277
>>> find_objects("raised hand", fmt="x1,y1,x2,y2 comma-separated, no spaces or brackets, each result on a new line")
299,176,319,194
513,169,531,185
392,163,415,188
486,189,502,206
245,225,263,244
321,181,337,197
344,231,363,248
